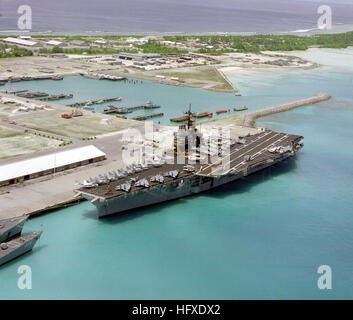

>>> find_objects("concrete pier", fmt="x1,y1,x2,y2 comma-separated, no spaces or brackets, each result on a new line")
244,93,331,127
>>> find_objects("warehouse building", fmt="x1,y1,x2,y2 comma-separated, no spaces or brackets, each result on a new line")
0,145,106,187
2,37,38,47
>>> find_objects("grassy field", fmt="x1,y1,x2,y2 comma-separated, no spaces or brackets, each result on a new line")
13,110,143,139
0,127,61,159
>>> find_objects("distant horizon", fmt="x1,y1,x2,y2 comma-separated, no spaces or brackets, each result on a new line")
0,0,353,34
1,24,353,37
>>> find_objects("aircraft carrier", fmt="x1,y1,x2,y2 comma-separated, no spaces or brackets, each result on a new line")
77,110,303,218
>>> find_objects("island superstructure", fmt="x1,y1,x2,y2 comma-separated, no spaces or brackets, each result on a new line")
77,109,303,217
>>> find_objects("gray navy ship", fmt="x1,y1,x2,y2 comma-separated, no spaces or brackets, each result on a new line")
0,231,42,266
78,109,304,217
0,216,28,243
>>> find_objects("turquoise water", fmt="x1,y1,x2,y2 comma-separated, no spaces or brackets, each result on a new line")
1,75,310,124
1,51,353,299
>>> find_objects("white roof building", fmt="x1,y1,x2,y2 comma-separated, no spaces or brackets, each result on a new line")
0,145,106,185
46,40,63,46
3,37,38,47
94,40,107,44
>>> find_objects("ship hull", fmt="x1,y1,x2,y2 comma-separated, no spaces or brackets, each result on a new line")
0,232,42,266
0,217,27,243
82,152,296,218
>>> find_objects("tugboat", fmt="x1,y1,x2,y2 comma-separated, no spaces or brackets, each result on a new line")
0,231,42,266
0,216,28,243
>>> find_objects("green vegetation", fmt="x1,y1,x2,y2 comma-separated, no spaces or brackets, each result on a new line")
30,35,145,39
194,48,235,54
59,140,73,147
39,46,138,55
80,137,97,141
63,36,91,42
0,44,33,58
163,36,188,42
165,32,353,53
138,40,188,54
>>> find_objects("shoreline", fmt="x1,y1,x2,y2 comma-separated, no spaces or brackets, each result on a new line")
2,23,353,36
0,48,320,94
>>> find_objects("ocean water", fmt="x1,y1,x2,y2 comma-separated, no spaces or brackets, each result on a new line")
1,48,353,299
1,0,353,34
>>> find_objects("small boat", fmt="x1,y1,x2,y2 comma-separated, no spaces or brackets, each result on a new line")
235,93,242,96
144,101,160,109
170,116,189,123
195,112,212,118
83,105,94,110
116,108,132,114
61,113,72,119
116,114,127,119
0,231,42,266
216,110,228,114
234,106,248,111
0,216,28,243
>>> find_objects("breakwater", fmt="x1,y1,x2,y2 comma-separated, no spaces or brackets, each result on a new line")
244,93,331,127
